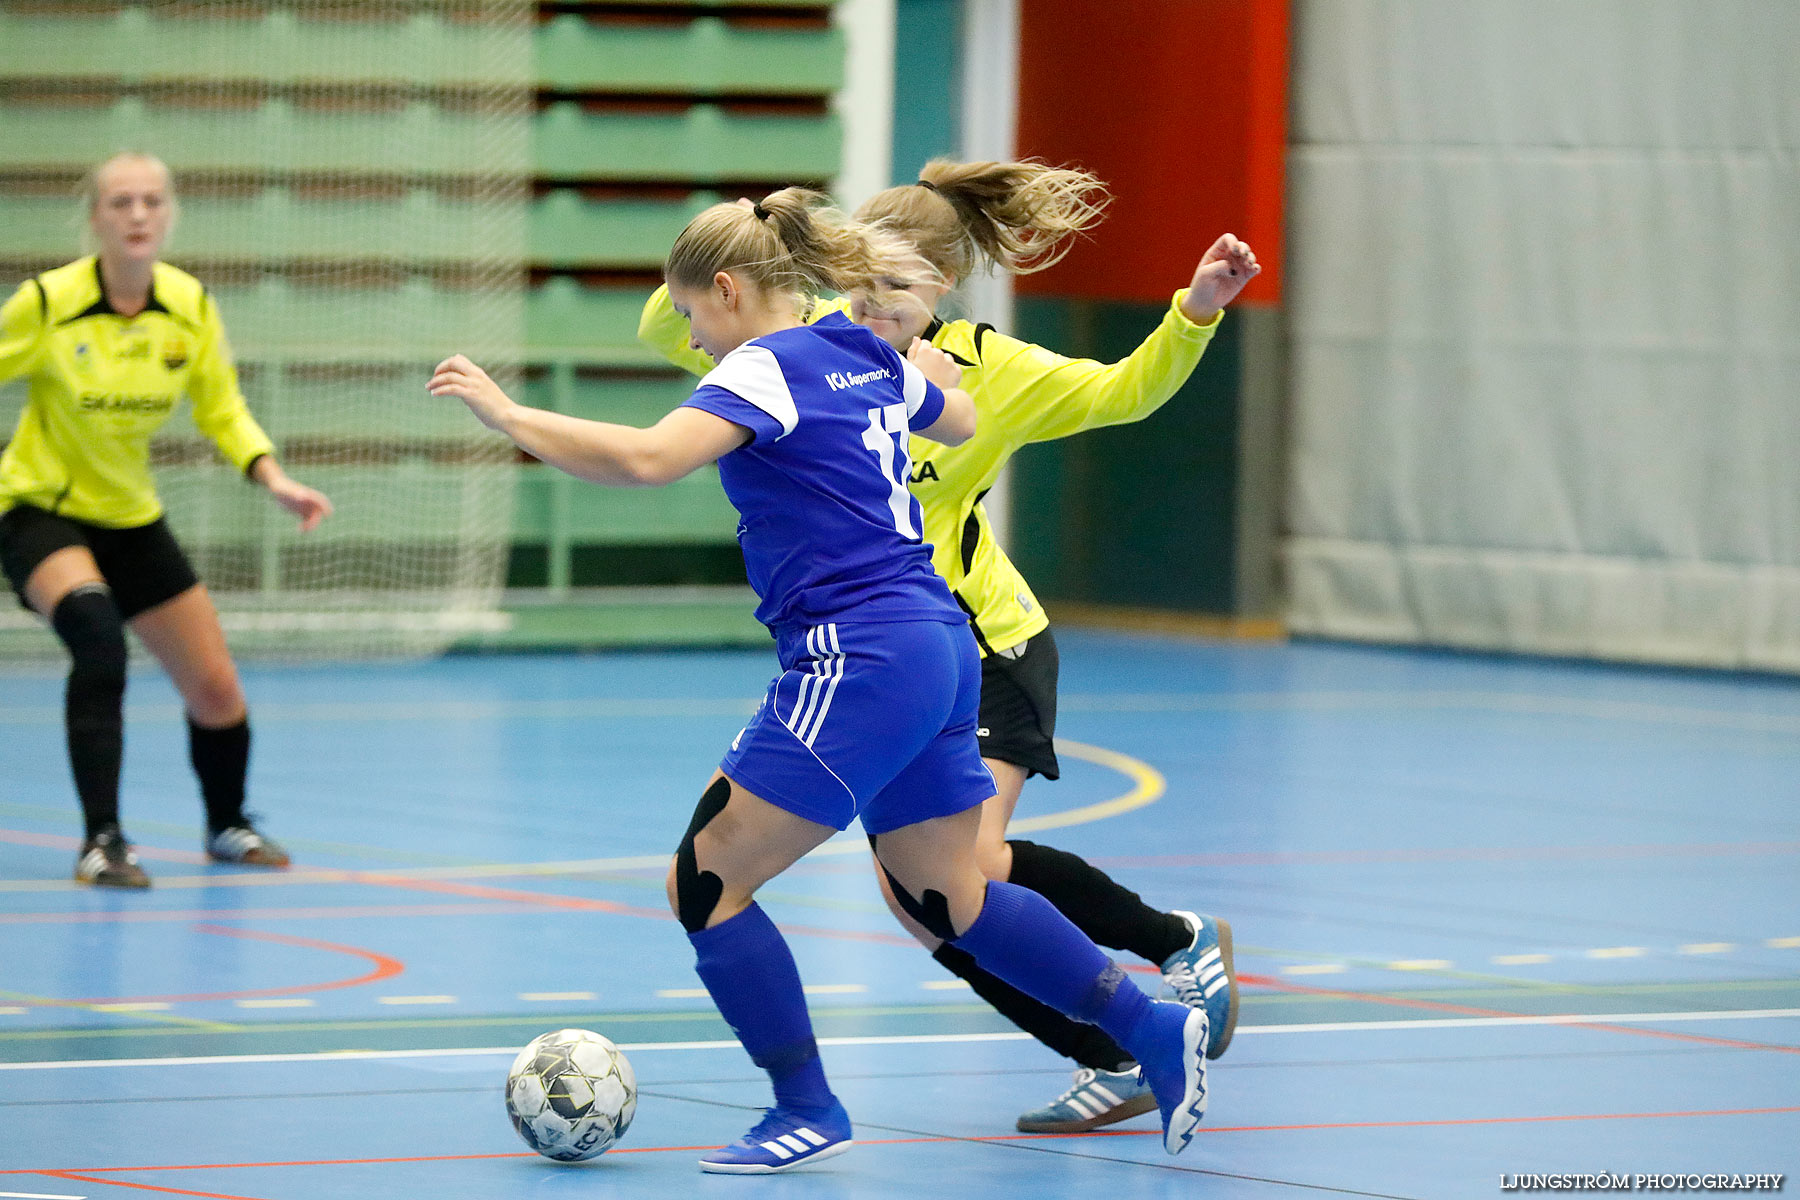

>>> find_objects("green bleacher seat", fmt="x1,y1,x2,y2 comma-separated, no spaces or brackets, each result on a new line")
530,189,717,268
0,8,836,92
512,470,738,544
6,186,719,270
0,9,524,89
0,97,529,177
0,99,833,183
533,102,839,181
536,14,842,95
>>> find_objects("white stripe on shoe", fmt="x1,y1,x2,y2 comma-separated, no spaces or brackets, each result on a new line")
793,1128,828,1146
761,1140,795,1160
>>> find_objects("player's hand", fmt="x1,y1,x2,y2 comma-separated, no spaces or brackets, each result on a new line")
430,354,516,432
907,337,962,390
1180,234,1261,324
269,479,333,533
250,457,332,533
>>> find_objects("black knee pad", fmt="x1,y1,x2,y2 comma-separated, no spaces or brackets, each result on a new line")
52,585,127,712
870,839,957,942
673,777,731,932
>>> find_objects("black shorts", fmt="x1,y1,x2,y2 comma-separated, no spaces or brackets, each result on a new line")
0,504,200,620
977,627,1060,780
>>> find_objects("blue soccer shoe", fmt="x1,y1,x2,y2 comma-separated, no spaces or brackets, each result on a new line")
1164,910,1239,1060
1136,1003,1210,1155
698,1101,854,1174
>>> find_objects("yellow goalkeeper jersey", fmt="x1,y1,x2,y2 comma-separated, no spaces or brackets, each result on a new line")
639,285,1221,655
0,256,275,528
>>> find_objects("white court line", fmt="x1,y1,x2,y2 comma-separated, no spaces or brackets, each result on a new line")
0,1192,87,1198
2,1008,1796,1073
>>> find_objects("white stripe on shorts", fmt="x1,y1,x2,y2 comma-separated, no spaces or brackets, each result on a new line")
795,625,844,747
784,625,844,748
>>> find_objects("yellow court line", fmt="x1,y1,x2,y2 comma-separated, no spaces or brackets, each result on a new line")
0,740,1165,890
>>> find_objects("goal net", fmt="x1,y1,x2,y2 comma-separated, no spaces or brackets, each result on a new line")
0,0,532,661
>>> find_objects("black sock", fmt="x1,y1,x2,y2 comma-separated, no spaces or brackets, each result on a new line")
931,943,1133,1072
1006,839,1192,964
51,587,127,840
188,717,250,834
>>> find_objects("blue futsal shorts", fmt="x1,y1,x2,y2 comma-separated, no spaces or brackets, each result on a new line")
719,618,997,836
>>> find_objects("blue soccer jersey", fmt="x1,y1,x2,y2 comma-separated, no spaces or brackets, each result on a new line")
682,312,967,632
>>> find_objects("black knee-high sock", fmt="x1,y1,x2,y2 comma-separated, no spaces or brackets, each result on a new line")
932,943,1133,1072
52,588,128,839
188,717,250,833
1007,839,1192,964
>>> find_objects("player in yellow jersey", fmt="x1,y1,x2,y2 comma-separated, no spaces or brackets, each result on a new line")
0,153,332,887
641,159,1259,1132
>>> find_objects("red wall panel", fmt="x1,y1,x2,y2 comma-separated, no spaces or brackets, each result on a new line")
1014,0,1289,305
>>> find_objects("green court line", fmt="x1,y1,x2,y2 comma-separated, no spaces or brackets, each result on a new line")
0,1005,1023,1063
0,990,243,1034
1239,977,1800,1008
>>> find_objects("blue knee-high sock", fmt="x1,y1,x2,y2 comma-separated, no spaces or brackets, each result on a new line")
951,880,1177,1063
689,903,835,1111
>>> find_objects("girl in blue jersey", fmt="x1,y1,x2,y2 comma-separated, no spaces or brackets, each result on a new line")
429,189,1208,1174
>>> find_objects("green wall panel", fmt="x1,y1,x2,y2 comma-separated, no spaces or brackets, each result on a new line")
1008,297,1242,614
890,0,962,181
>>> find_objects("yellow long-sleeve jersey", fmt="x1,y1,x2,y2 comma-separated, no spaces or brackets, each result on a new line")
639,285,1221,655
0,257,275,528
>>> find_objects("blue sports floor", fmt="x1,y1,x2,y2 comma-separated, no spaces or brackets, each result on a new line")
1,630,1796,1198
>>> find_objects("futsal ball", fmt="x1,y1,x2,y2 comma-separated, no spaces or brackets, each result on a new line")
505,1028,638,1161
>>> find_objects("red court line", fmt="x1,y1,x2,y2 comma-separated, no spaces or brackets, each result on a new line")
1091,840,1800,869
1251,974,1800,1056
351,873,921,947
0,903,537,925
9,1105,1796,1178
350,873,674,920
1182,1105,1800,1136
39,1171,269,1200
68,925,404,1006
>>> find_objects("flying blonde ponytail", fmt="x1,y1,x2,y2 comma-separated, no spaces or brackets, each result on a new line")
855,158,1110,282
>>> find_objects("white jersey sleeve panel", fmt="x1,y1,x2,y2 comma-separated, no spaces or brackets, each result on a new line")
899,355,929,419
701,343,800,439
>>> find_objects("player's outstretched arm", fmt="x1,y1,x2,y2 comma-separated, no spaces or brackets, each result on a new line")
907,338,976,446
430,354,745,487
1178,233,1261,325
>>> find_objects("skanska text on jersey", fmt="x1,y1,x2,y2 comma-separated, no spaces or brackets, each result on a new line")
79,393,177,414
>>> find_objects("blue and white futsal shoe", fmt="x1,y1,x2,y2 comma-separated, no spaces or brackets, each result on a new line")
1137,1005,1210,1155
1015,1065,1158,1133
698,1101,854,1174
1163,910,1239,1060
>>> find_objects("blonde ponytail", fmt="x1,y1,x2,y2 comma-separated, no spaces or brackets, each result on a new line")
665,188,930,305
855,158,1110,281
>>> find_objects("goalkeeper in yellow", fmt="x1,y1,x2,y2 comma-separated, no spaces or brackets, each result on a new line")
641,158,1260,1133
0,153,332,887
